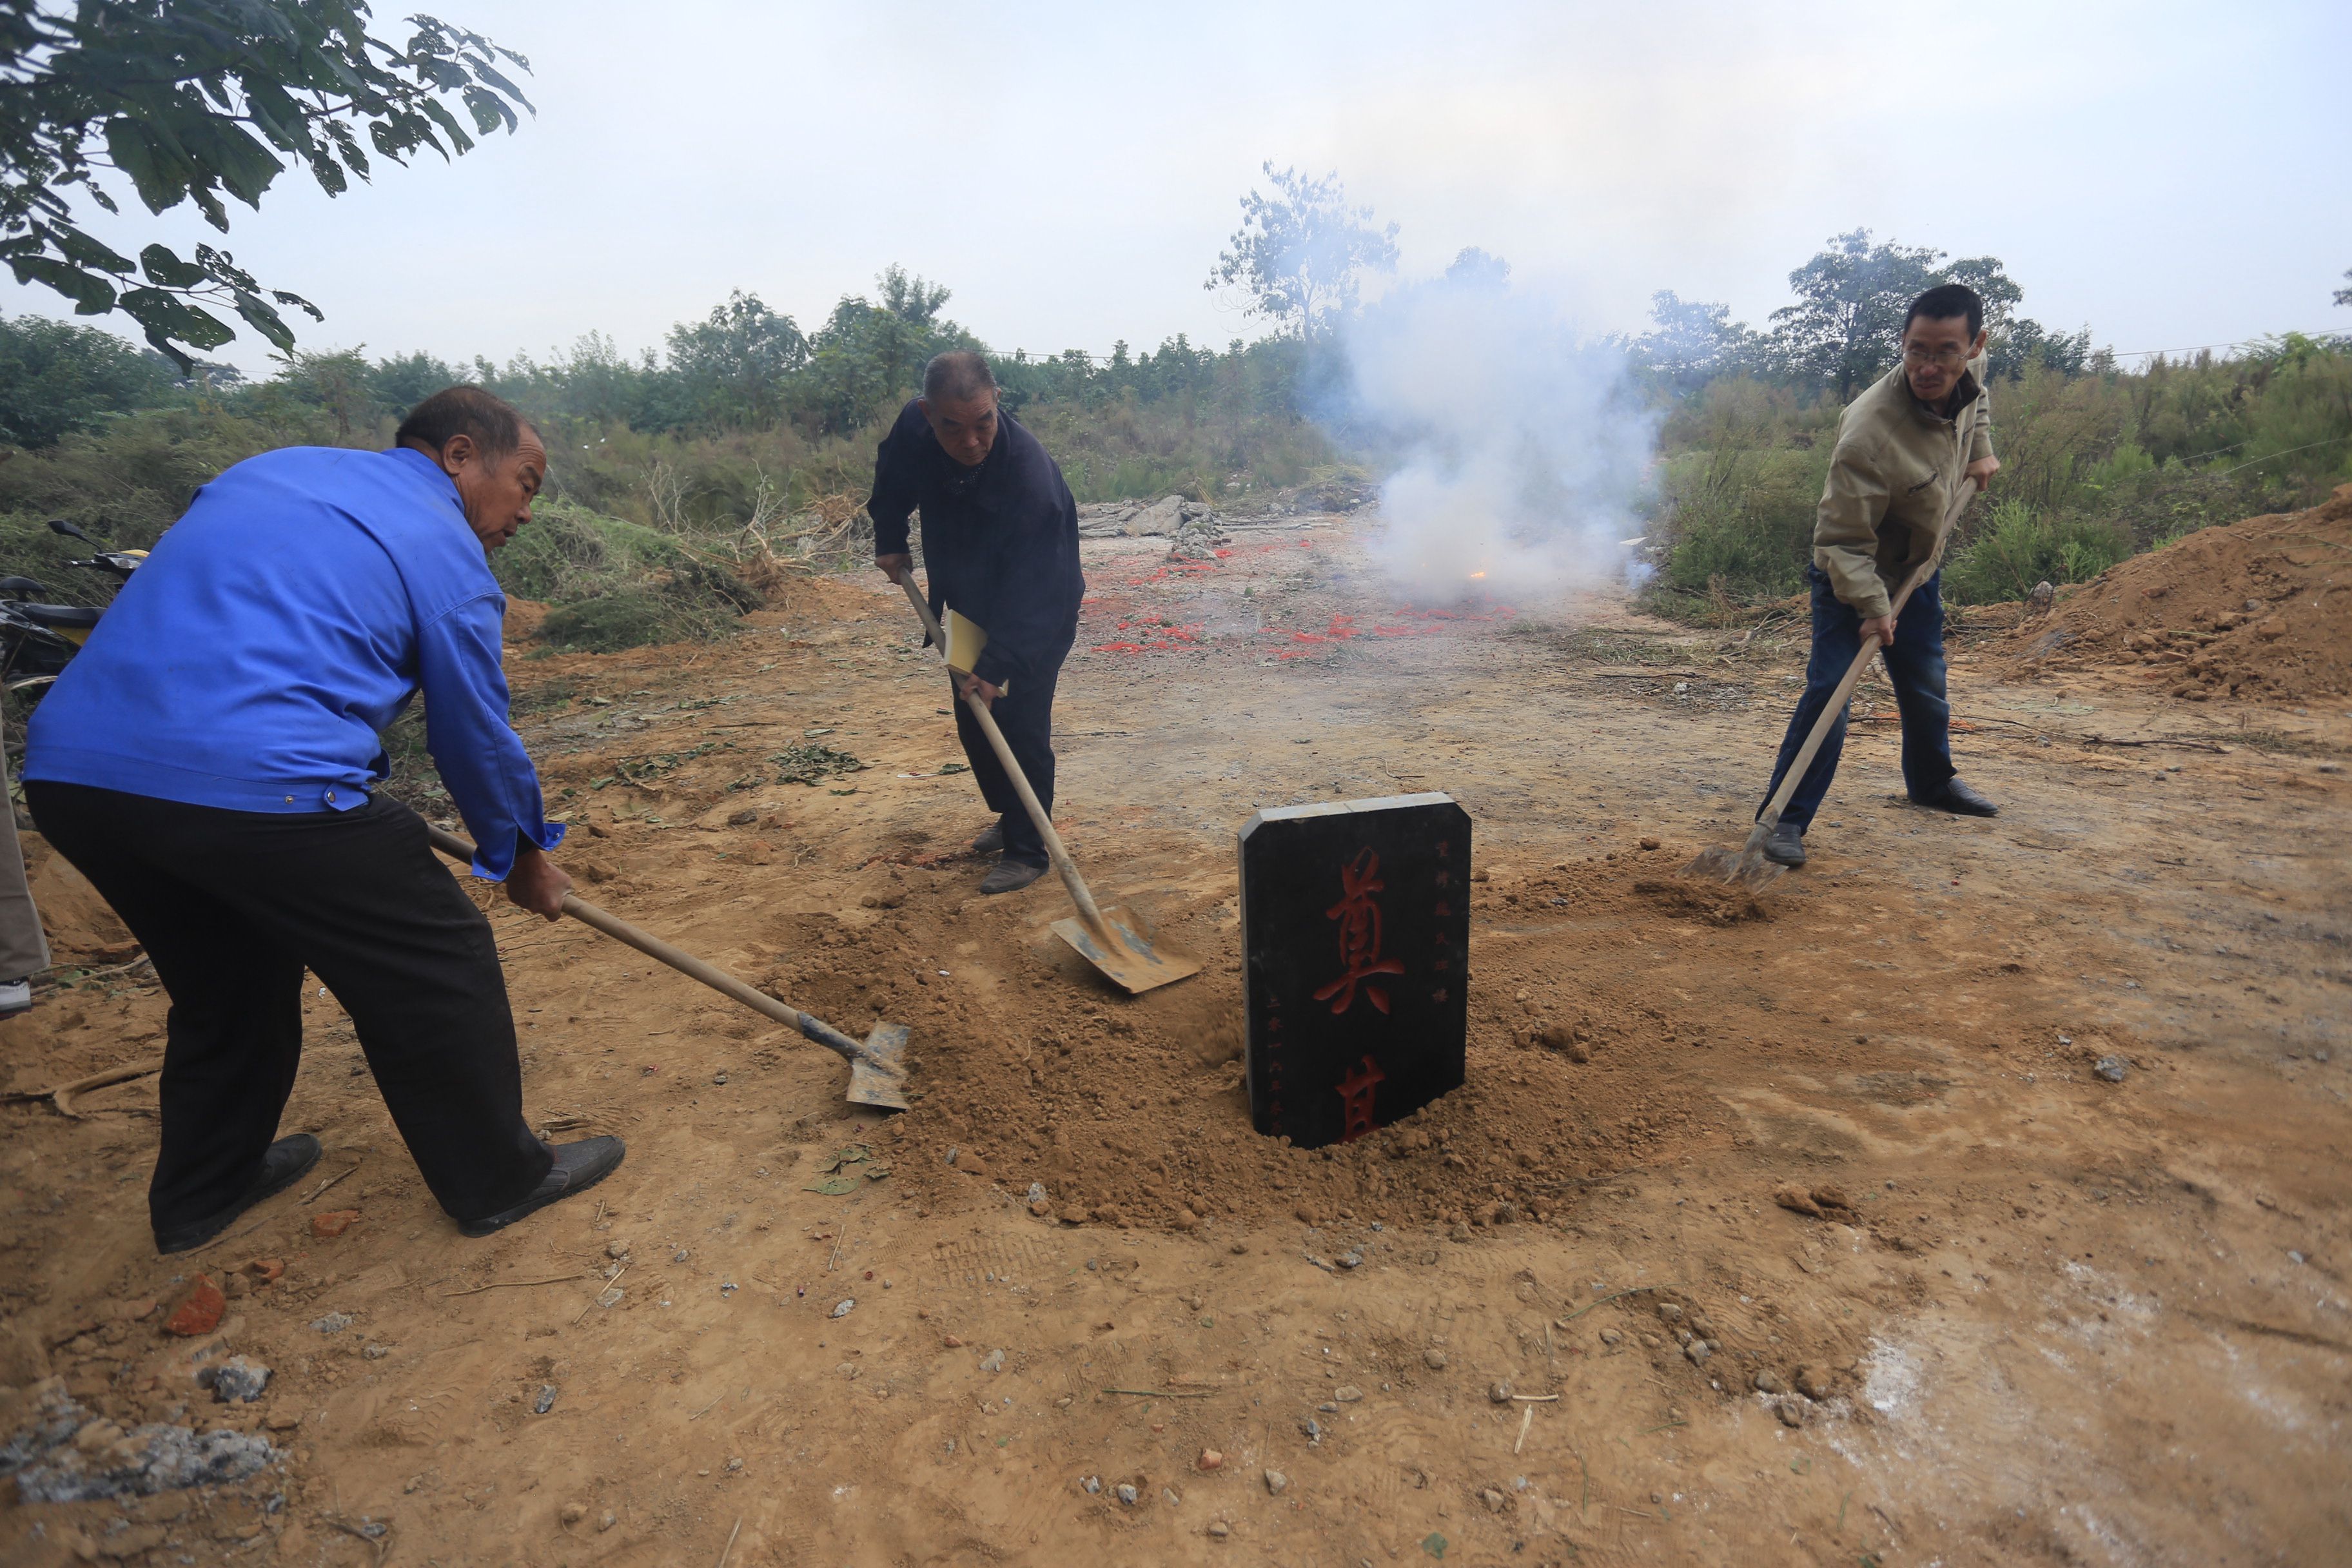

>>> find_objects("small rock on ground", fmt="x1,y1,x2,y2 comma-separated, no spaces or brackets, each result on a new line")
201,1358,270,1404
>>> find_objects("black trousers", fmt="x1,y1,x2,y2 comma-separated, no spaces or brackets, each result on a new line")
26,782,552,1232
951,638,1072,867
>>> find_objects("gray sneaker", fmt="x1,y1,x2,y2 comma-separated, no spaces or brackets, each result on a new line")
1761,823,1807,867
979,859,1046,895
0,978,29,1019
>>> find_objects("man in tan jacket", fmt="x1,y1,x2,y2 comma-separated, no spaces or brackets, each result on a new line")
1758,282,2002,867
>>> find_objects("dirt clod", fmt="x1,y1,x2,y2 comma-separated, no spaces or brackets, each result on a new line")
161,1277,224,1338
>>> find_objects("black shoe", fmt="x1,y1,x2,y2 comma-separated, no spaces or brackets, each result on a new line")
971,821,1005,856
1761,822,1807,867
459,1136,625,1238
1918,778,1999,817
979,858,1046,895
154,1133,322,1255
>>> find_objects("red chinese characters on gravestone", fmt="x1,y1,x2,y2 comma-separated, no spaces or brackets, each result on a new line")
1313,847,1408,1015
1335,1055,1385,1142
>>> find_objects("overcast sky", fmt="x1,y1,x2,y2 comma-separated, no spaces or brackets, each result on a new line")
13,0,2349,374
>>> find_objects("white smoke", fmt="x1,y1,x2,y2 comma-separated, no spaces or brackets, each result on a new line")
1328,252,1656,603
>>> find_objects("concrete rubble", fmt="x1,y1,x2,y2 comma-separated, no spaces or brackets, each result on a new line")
2,1381,279,1504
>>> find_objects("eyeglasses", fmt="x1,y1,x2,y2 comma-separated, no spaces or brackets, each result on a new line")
1901,343,1970,368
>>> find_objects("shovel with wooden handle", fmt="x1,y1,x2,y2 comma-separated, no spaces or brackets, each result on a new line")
890,568,1200,995
1684,481,1978,891
426,825,911,1110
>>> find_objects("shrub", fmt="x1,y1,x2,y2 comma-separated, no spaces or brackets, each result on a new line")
500,500,761,651
1649,440,1832,602
1942,498,2129,603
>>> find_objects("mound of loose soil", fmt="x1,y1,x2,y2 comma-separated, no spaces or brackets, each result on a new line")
807,853,1758,1239
1996,483,2352,702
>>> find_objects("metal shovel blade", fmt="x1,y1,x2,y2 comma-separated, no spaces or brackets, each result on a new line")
1050,904,1201,995
843,1022,913,1111
1680,825,1787,894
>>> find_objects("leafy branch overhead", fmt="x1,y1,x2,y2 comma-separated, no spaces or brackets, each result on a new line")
0,0,533,366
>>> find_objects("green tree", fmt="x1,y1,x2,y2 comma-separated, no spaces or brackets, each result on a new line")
1765,230,1949,397
1763,231,2052,397
2335,267,2351,309
0,310,175,445
800,267,968,435
1206,163,1398,340
665,290,807,427
366,348,462,417
0,0,532,367
1634,289,1758,394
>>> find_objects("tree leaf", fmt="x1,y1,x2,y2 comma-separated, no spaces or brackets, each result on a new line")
46,223,132,274
119,288,237,351
10,257,118,315
462,84,518,135
103,119,184,213
231,291,297,353
419,99,475,158
137,243,207,289
302,146,349,195
271,289,324,322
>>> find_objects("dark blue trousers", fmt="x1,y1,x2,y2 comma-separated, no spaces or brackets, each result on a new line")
951,637,1072,867
1760,566,1955,834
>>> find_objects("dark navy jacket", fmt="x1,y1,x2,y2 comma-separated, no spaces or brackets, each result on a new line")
866,400,1083,690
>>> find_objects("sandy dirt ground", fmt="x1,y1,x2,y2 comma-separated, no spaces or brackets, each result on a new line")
3,509,2348,1566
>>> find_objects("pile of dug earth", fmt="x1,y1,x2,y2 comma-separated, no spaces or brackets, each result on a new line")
851,857,1754,1237
1999,482,2352,702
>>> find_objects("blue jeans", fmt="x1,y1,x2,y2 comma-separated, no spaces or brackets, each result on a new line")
1761,566,1954,834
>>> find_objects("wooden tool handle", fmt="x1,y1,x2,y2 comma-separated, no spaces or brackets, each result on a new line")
891,571,1117,945
424,825,875,1067
1756,484,1976,830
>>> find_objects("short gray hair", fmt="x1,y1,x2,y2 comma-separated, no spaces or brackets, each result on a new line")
923,350,996,402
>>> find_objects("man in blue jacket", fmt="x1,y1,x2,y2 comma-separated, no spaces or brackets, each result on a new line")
869,351,1085,894
24,386,622,1253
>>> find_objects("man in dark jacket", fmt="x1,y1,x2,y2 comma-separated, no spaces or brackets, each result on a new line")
870,351,1085,894
24,387,622,1252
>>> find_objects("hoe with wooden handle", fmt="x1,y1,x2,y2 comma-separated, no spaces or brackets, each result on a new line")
1685,482,1977,892
426,825,911,1110
891,568,1199,995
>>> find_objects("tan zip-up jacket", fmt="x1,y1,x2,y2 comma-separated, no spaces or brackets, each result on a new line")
1812,356,1994,618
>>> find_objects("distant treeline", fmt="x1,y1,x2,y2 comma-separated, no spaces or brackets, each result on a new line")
4,233,2348,621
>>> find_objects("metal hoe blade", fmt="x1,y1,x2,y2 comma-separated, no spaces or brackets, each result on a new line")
1050,904,1202,995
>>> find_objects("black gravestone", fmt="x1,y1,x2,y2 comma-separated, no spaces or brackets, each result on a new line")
1238,792,1471,1148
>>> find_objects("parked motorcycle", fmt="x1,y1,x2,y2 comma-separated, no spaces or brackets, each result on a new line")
1,520,144,697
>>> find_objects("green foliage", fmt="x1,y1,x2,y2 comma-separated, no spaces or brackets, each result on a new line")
1647,378,1834,602
1765,230,2031,398
0,312,177,446
665,290,808,429
0,0,531,364
1942,499,2129,604
494,498,760,651
1205,162,1398,340
1641,331,2352,614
